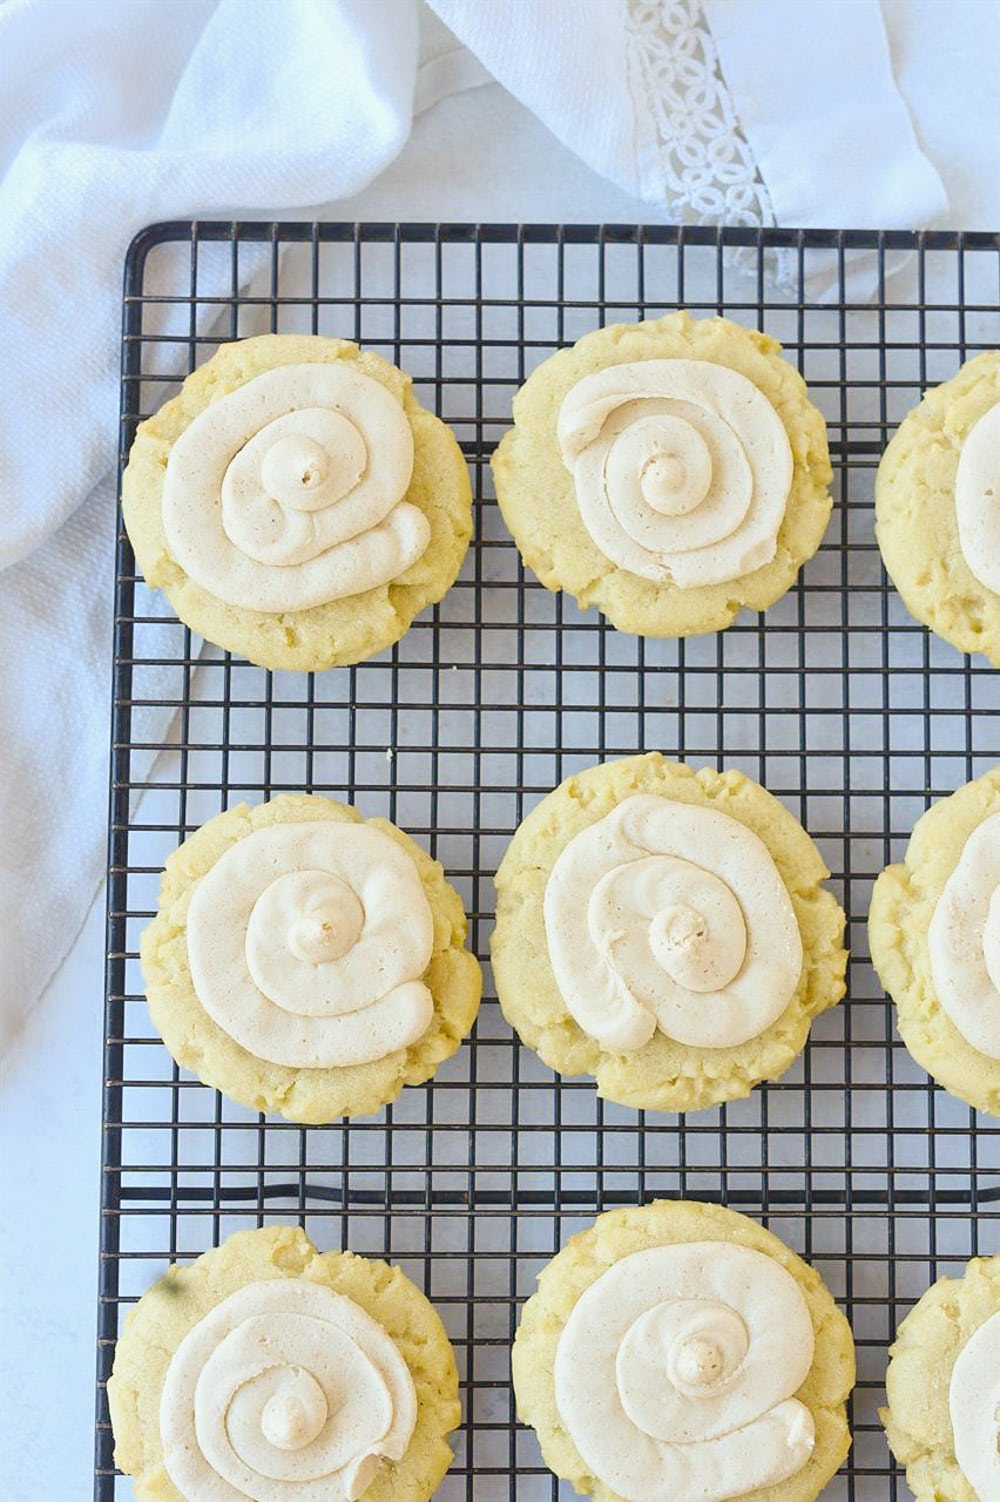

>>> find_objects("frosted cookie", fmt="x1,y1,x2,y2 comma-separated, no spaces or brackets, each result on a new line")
875,349,1000,665
140,794,482,1123
882,1256,1000,1501
869,768,1000,1116
513,1199,856,1502
491,754,847,1113
107,1224,460,1502
123,334,473,671
491,312,833,636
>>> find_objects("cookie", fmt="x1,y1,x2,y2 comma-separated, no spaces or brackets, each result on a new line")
882,1256,1000,1501
491,311,833,637
123,334,473,671
107,1224,461,1502
513,1199,856,1502
140,793,482,1123
869,768,1000,1116
491,753,847,1113
875,349,1000,665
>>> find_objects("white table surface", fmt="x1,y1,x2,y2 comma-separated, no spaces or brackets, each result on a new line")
2,8,998,1496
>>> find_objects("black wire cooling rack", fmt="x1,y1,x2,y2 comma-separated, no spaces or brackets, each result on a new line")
97,222,1000,1500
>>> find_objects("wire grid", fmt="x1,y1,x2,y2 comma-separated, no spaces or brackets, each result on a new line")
97,223,1000,1501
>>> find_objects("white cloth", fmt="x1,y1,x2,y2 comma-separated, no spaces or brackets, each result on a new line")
702,0,947,233
0,0,984,1049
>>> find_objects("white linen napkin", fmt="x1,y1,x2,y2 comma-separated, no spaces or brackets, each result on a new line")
0,0,956,1047
703,0,947,232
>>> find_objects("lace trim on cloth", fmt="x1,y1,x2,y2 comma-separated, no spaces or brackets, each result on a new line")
626,0,777,230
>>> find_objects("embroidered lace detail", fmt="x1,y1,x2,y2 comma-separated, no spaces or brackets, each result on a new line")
626,0,776,229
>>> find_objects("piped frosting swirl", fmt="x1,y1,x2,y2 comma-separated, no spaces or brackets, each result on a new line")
160,1279,417,1501
186,821,435,1068
928,810,1000,1061
948,1307,1000,1500
954,399,1000,596
554,1241,816,1502
543,794,803,1052
557,359,793,587
163,362,428,612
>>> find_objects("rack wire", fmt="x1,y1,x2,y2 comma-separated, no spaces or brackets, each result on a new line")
97,223,1000,1500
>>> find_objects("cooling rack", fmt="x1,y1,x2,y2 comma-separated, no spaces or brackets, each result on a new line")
97,222,1000,1500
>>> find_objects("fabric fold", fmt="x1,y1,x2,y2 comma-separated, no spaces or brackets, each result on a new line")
701,0,948,234
427,0,640,197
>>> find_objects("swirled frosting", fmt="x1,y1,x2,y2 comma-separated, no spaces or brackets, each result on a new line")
949,1308,1000,1501
186,822,435,1068
557,360,793,586
948,1303,990,1502
160,1279,417,1501
955,400,1000,596
162,363,429,611
927,811,1000,1061
543,795,803,1051
554,1242,816,1502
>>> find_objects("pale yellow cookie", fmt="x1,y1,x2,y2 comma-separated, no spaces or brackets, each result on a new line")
875,350,1000,666
882,1256,1000,1502
869,769,1000,1116
513,1199,856,1502
491,312,833,636
491,754,847,1113
108,1224,461,1502
140,794,482,1123
123,334,473,671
